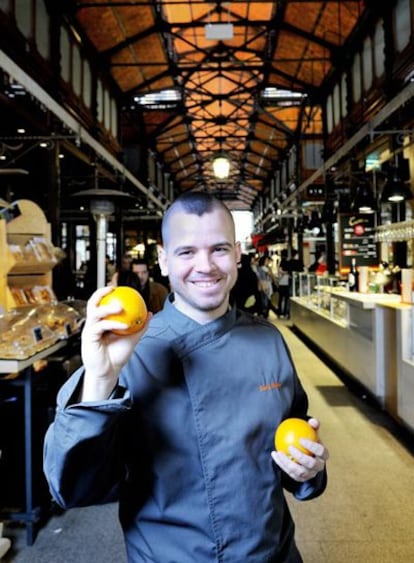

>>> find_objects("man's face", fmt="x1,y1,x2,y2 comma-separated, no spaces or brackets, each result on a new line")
132,263,150,288
158,207,241,324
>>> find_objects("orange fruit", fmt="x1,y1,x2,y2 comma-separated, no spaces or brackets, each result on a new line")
99,286,147,335
274,418,318,461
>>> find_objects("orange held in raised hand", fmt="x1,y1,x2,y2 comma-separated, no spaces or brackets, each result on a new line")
99,286,147,335
274,418,318,461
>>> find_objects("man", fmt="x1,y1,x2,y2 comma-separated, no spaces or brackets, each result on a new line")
130,258,168,313
44,192,328,563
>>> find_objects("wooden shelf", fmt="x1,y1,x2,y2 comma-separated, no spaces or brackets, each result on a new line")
9,261,57,275
0,200,56,312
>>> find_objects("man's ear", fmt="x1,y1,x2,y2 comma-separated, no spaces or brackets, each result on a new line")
235,241,242,264
157,244,168,276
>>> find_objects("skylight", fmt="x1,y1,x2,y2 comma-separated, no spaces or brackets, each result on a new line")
134,89,181,108
261,88,307,107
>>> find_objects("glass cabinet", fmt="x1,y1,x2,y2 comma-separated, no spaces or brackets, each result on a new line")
291,273,349,326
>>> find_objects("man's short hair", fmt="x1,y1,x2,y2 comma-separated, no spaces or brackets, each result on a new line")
161,192,234,246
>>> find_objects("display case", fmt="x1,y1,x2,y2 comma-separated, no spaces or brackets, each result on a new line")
291,273,348,326
291,272,317,300
0,199,57,314
0,201,84,545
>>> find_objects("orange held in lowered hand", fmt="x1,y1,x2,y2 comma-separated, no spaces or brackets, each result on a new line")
99,286,147,335
274,418,318,462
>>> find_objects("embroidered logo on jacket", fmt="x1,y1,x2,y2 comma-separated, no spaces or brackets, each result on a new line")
259,382,282,391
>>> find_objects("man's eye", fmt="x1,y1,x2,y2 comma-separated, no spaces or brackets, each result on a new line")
214,246,229,253
178,249,193,256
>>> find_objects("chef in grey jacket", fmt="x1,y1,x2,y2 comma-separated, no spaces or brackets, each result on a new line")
44,192,329,563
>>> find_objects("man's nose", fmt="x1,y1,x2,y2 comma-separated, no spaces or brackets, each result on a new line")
195,252,214,271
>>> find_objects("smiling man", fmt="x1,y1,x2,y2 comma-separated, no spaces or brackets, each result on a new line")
44,192,328,563
158,194,241,322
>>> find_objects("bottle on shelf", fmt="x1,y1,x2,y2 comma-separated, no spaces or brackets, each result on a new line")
348,258,359,292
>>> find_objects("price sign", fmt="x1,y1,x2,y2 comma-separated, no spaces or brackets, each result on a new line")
32,326,43,342
338,213,378,272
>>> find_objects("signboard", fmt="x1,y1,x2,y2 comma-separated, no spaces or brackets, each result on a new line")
305,184,326,200
338,213,378,272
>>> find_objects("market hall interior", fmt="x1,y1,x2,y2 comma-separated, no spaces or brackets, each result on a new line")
1,1,414,561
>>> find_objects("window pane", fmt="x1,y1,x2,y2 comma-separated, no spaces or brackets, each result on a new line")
15,0,31,38
35,0,50,59
333,84,340,126
394,0,411,52
111,98,118,137
60,27,70,83
104,89,110,129
83,59,91,107
326,95,333,133
374,22,385,78
72,44,81,96
341,73,347,117
352,53,362,103
97,79,104,122
362,37,373,91
0,1,12,12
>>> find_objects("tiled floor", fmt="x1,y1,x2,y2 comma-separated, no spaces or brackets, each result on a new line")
3,316,414,562
275,316,414,563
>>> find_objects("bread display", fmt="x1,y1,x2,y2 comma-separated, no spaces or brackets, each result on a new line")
9,285,57,307
0,303,83,359
0,309,57,359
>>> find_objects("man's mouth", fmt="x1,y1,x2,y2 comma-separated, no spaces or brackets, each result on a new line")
191,280,220,288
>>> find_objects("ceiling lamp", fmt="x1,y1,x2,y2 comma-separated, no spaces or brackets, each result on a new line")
351,179,376,213
381,167,413,203
213,155,230,180
205,23,234,41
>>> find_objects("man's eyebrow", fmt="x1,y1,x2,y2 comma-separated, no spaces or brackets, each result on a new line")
173,241,233,253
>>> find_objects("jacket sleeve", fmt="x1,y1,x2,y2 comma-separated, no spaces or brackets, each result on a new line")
43,368,131,509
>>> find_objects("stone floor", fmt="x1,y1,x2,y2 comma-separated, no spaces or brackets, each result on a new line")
277,316,414,563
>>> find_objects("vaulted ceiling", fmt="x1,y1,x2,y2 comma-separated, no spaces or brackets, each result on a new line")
67,0,364,210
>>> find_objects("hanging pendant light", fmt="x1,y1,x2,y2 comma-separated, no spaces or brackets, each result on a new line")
212,155,230,179
381,166,413,203
351,178,376,213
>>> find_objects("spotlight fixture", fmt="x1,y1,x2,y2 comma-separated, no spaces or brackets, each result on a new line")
381,166,413,203
212,155,230,180
352,179,376,213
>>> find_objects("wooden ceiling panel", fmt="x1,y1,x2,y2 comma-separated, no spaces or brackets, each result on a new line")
70,0,364,209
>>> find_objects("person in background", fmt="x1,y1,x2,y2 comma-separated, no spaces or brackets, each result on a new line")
277,249,291,318
106,254,116,283
108,268,141,292
121,253,133,271
288,249,304,301
315,252,327,276
131,258,168,313
52,247,77,301
44,192,328,563
230,253,261,314
257,255,278,318
289,249,304,275
308,252,321,272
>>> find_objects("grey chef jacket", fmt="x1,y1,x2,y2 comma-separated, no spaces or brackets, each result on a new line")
44,297,326,562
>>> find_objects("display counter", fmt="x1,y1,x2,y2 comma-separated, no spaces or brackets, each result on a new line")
290,288,404,410
0,304,84,545
395,306,414,432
